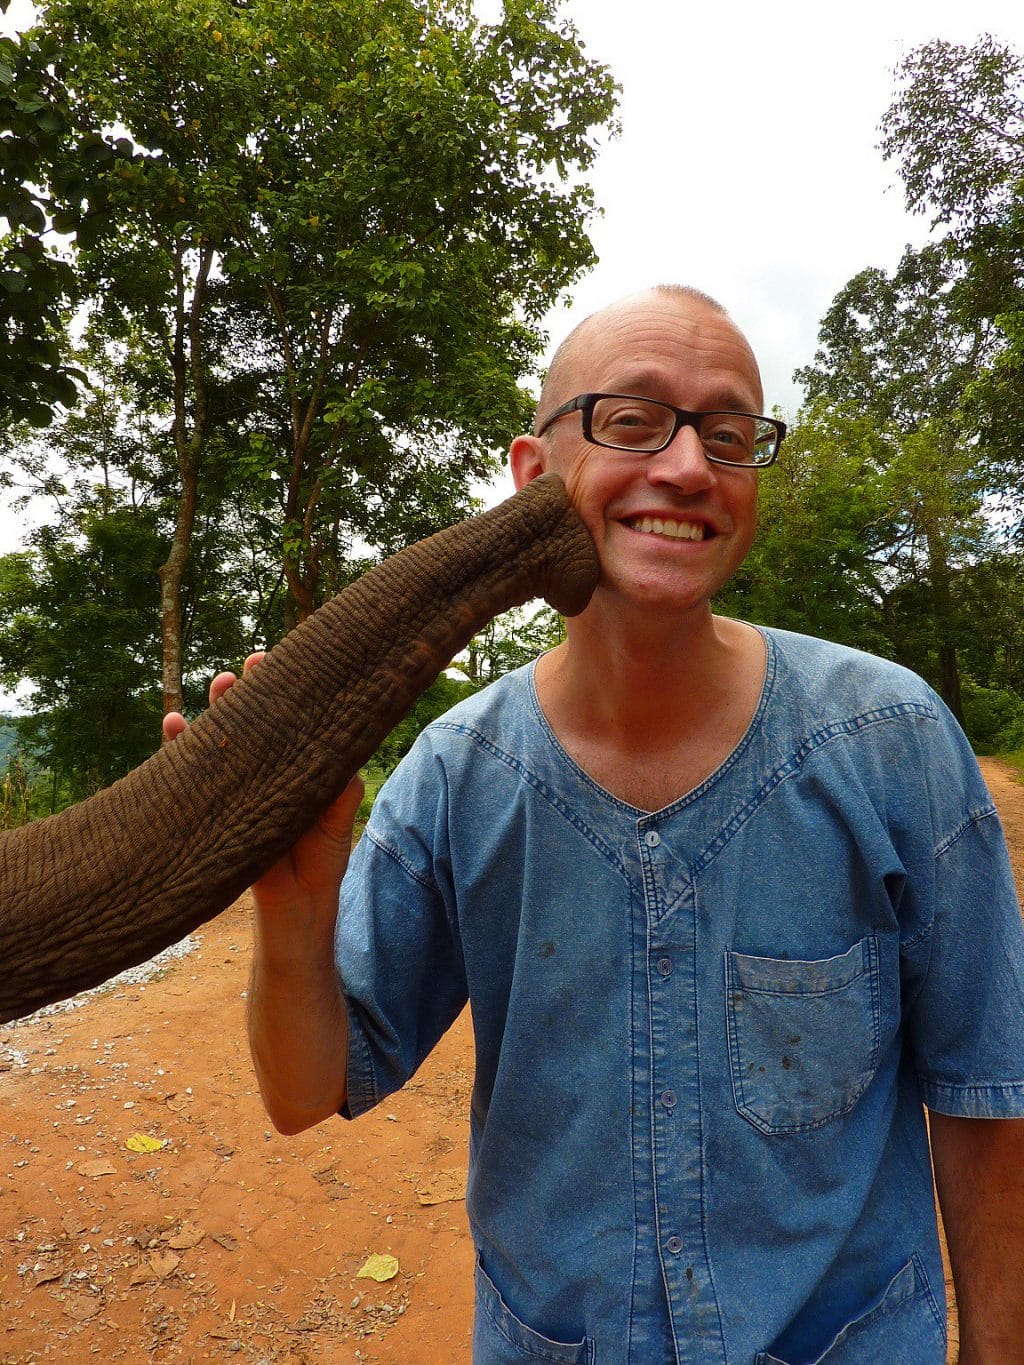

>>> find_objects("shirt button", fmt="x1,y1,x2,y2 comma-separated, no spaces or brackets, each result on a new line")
661,1089,677,1110
645,830,661,848
657,957,673,977
666,1236,683,1255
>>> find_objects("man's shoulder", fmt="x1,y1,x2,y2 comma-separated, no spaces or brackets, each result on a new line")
762,626,939,714
369,664,539,819
391,663,537,779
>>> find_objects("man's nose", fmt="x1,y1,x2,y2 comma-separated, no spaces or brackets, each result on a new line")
644,421,715,491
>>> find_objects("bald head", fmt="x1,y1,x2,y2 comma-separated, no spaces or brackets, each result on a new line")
535,286,761,435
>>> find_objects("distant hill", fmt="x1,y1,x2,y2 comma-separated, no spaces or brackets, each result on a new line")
0,716,28,769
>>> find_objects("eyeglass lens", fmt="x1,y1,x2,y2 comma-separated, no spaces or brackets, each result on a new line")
588,396,775,464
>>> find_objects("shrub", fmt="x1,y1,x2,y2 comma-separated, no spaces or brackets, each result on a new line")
960,680,1024,754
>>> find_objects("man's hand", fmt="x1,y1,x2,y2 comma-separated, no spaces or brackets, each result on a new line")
165,653,359,1133
163,653,365,916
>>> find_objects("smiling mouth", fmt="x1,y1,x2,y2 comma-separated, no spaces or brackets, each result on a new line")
623,516,706,542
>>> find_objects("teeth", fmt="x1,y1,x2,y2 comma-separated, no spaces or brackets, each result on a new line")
631,517,704,541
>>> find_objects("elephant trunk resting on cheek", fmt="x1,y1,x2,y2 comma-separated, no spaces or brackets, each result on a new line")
0,474,598,1024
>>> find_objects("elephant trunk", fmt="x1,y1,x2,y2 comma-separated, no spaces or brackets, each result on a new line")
0,474,597,1023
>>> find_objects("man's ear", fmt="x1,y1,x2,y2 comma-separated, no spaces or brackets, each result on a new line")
509,434,548,492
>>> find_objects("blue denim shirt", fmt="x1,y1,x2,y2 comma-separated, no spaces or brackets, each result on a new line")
337,627,1024,1364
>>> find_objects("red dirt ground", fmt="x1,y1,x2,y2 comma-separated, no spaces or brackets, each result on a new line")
2,757,1022,1363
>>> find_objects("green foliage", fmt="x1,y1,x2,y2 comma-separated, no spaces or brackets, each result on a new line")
454,604,565,686
0,487,169,796
0,714,22,765
960,679,1024,755
0,0,619,751
0,329,278,791
721,406,895,654
0,751,32,828
880,34,1024,522
782,239,1007,720
372,671,478,777
0,19,139,427
998,748,1024,780
20,0,618,624
742,57,1024,734
953,551,1024,700
880,34,1024,235
793,241,1006,435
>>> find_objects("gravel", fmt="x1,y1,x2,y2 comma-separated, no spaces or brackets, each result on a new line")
0,935,198,1044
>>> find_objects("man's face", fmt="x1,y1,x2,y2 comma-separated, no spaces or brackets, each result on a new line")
513,293,765,620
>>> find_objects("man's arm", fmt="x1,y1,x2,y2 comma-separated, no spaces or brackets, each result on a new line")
929,1110,1024,1363
164,657,361,1136
245,772,363,1133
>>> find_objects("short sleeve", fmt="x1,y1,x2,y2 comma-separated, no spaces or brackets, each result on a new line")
335,743,468,1119
904,795,1024,1118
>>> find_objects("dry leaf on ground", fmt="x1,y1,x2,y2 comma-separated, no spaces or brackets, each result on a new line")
77,1159,117,1178
166,1223,205,1250
357,1252,399,1282
126,1132,166,1153
416,1166,465,1206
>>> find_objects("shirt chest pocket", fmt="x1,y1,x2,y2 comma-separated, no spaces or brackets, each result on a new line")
725,936,881,1135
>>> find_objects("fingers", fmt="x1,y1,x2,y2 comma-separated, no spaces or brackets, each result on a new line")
162,711,187,744
208,652,266,704
165,651,268,743
311,775,366,876
327,774,366,833
208,670,239,706
315,774,366,855
251,774,366,908
208,653,264,705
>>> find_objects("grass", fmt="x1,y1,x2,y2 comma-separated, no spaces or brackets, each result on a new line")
354,764,389,836
997,750,1024,783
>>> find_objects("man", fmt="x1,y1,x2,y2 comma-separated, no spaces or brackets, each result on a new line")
173,287,1024,1362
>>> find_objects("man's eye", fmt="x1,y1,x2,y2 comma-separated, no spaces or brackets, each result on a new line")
704,420,753,456
593,405,661,441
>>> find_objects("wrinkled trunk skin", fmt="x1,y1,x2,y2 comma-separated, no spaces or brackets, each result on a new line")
0,475,597,1023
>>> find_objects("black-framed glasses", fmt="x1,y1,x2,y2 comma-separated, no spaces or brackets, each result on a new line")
535,392,786,468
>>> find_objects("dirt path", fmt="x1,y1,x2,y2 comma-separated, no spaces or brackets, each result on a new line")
1,758,1021,1363
0,902,477,1363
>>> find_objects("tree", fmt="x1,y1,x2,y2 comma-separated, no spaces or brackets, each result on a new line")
880,35,1024,522
955,550,1024,699
0,336,269,793
789,244,1006,720
19,0,618,716
737,39,1024,738
0,17,130,428
0,508,165,800
720,405,899,658
880,35,1024,236
455,604,565,686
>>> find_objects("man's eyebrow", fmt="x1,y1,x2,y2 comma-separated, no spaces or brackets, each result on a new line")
603,368,666,394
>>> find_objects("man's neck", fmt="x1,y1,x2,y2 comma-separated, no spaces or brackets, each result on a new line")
534,604,766,811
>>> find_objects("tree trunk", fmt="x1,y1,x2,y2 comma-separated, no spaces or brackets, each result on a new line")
158,242,214,719
927,530,965,726
158,470,199,715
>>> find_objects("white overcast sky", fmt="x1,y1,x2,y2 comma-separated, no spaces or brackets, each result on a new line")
4,0,1024,523
527,0,1024,415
